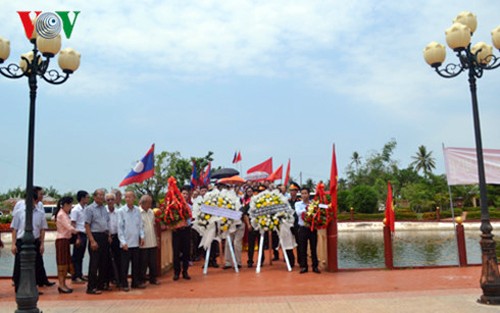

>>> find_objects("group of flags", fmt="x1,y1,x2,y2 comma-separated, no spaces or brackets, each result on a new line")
117,144,392,233
190,161,212,188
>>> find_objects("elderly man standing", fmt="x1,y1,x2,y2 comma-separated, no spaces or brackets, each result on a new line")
106,192,120,287
118,191,145,291
85,189,110,295
139,194,160,285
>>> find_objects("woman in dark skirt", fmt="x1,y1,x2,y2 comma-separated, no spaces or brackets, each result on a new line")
55,196,78,293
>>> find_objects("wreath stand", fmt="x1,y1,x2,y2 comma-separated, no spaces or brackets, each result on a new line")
256,231,292,273
203,233,239,274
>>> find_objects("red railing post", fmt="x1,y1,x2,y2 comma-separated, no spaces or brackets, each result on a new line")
326,216,338,272
383,224,394,269
455,218,468,267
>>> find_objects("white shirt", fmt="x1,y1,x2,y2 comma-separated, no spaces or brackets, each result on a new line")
107,206,119,235
13,200,44,215
140,207,157,249
11,201,48,239
295,201,308,227
117,205,144,248
70,203,87,232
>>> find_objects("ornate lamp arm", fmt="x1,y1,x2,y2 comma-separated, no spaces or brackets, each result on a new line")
434,62,465,78
0,63,25,79
41,69,70,85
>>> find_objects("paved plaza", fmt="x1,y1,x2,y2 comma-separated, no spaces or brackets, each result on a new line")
1,263,499,312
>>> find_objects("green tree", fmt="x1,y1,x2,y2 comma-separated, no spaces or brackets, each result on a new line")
351,151,362,172
304,178,315,191
400,183,435,212
348,185,378,214
410,145,436,177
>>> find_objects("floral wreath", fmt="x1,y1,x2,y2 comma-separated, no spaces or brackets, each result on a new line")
193,189,242,246
302,182,333,231
158,177,192,229
249,190,294,233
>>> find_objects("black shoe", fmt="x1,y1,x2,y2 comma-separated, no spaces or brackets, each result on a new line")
44,281,56,287
99,284,112,291
58,287,73,294
132,283,146,289
86,289,102,295
38,291,44,295
312,267,321,274
209,262,219,268
182,272,191,280
121,287,130,292
300,268,308,274
173,274,180,281
222,265,232,270
247,263,254,268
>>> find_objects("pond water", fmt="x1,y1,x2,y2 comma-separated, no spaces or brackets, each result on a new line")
338,229,482,269
0,228,485,276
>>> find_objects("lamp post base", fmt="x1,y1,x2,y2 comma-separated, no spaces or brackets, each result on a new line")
478,233,500,305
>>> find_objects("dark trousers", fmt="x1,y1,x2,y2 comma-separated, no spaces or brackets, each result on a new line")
190,228,201,261
272,231,280,259
172,226,191,274
286,248,295,268
247,230,268,265
71,232,87,280
297,226,318,269
140,247,158,283
34,239,50,286
87,232,109,292
120,247,141,288
13,238,49,291
107,234,120,284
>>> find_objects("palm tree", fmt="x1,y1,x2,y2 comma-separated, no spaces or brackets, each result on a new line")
351,151,362,170
411,145,436,177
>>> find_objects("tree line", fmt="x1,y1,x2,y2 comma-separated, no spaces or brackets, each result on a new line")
2,141,500,214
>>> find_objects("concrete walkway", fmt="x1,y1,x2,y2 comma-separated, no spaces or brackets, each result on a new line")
1,262,499,312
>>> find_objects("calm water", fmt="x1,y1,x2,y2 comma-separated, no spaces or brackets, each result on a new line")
338,229,482,269
0,229,484,276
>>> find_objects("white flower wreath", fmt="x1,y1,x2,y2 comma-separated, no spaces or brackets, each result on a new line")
193,189,242,249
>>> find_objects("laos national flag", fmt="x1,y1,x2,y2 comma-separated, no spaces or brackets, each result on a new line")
119,144,155,187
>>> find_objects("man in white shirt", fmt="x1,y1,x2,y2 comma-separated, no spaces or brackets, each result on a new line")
295,187,320,274
139,195,160,285
117,191,145,291
106,192,120,287
11,190,51,292
70,190,90,284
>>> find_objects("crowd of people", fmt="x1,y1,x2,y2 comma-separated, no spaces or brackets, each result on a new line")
7,181,321,296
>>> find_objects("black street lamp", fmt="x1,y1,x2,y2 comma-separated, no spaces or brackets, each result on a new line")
0,13,80,313
424,11,500,305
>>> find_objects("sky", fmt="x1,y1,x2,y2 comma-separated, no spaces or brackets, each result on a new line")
1,0,500,194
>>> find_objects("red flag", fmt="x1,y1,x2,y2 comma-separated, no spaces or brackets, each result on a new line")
385,181,395,233
247,157,273,174
200,162,211,186
267,164,283,181
330,145,338,217
232,151,242,164
119,144,155,187
284,159,291,187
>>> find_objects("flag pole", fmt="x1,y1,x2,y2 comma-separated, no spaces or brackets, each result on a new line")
443,143,460,266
